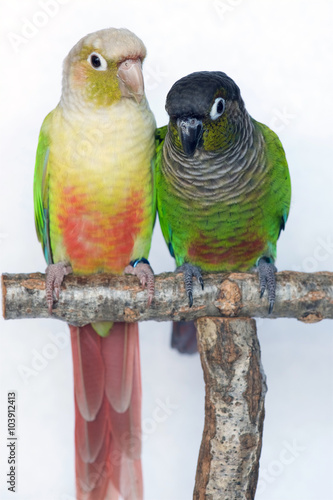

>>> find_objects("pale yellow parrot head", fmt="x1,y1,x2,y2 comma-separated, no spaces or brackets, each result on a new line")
62,28,147,108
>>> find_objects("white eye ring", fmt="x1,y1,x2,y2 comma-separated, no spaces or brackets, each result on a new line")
210,97,225,120
87,52,108,71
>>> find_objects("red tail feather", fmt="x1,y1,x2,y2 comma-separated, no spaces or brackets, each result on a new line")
102,323,136,413
70,323,142,500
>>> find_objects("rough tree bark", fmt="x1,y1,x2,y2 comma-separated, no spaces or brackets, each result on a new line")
194,318,266,500
2,271,333,323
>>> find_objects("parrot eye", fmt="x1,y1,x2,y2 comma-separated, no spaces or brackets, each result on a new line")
210,97,225,120
87,52,108,71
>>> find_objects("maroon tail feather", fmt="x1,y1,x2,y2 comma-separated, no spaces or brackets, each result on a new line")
70,323,142,500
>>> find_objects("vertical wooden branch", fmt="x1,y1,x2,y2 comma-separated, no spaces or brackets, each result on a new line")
194,318,266,500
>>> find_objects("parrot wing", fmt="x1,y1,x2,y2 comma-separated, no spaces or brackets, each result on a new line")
155,125,176,258
33,111,53,265
254,119,292,241
155,124,168,150
146,127,165,237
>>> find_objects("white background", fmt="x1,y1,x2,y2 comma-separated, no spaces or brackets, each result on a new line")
0,1,333,499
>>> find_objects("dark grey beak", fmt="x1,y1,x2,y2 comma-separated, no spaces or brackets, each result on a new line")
177,117,203,157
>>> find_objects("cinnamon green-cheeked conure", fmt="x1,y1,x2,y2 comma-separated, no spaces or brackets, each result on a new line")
33,28,156,499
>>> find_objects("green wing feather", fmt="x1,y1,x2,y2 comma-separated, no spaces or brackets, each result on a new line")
254,119,291,242
149,126,167,236
155,125,176,256
155,125,167,152
33,111,53,264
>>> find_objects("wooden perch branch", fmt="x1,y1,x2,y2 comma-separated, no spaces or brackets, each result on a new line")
2,271,333,324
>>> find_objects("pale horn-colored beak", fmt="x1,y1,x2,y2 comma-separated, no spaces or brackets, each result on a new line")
117,58,144,103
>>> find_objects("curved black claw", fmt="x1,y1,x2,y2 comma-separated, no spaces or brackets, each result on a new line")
258,257,277,314
45,262,73,314
176,263,204,308
188,291,193,309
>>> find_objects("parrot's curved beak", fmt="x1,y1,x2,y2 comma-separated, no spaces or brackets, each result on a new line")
177,117,203,157
117,59,144,103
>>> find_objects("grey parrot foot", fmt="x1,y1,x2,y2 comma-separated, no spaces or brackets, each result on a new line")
45,262,73,314
176,263,204,308
124,258,155,307
258,257,277,314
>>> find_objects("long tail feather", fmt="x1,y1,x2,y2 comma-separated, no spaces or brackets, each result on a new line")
71,325,105,421
102,323,135,413
76,397,109,463
70,323,142,500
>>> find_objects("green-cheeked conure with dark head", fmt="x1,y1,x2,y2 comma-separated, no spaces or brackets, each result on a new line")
155,71,291,353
